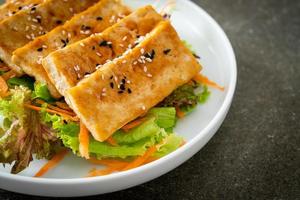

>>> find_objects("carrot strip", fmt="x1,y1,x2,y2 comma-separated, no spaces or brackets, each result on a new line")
193,74,224,91
122,146,157,171
24,104,79,121
175,107,185,118
35,99,76,116
55,101,73,111
34,149,68,177
87,146,157,177
0,76,9,97
2,70,17,81
121,117,146,132
88,168,116,177
88,158,129,168
79,121,90,159
106,137,118,146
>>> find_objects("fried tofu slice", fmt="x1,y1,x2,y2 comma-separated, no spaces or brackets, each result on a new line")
43,5,164,96
0,0,43,22
67,21,202,142
0,0,98,74
12,0,131,98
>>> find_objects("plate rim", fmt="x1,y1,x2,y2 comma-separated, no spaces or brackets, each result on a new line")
0,0,237,190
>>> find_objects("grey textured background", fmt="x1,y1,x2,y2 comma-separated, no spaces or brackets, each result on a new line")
0,0,299,199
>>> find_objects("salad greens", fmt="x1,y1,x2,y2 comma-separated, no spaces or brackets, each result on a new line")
159,81,210,114
32,83,55,102
41,107,183,160
0,87,62,173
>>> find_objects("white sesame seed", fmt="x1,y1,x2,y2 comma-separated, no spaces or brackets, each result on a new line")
25,26,29,31
62,30,66,35
145,58,152,62
67,33,71,38
102,88,107,92
96,52,102,57
107,41,112,45
122,60,127,64
143,66,147,72
101,74,105,80
140,48,145,54
122,36,127,41
42,45,47,49
119,44,124,47
142,106,146,111
126,80,131,84
32,18,38,23
147,74,153,78
80,42,85,47
69,8,73,12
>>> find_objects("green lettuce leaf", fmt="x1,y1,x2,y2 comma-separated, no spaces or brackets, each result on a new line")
32,83,55,102
112,118,161,144
7,76,35,90
147,107,176,130
154,134,184,158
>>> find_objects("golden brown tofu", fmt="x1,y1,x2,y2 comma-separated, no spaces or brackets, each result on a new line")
0,0,43,22
12,0,131,98
67,21,202,142
0,0,98,73
43,5,164,96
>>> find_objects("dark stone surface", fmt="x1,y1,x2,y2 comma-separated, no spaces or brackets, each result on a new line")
0,0,299,199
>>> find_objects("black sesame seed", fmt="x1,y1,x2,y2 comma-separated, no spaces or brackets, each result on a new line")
31,7,36,11
81,25,91,31
110,82,114,89
118,91,124,94
0,58,3,63
96,16,103,21
37,18,42,23
12,11,16,14
127,88,132,94
163,49,171,55
145,49,155,59
92,46,96,50
96,63,100,67
37,47,43,52
121,79,126,84
56,20,63,25
18,6,22,10
110,76,113,79
193,53,201,59
99,40,112,48
99,40,108,47
84,72,91,76
120,84,125,91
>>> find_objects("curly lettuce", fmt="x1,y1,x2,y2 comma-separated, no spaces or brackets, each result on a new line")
0,87,61,174
158,82,210,114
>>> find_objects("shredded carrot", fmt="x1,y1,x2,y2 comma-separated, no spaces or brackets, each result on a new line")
144,157,158,164
1,70,17,81
0,76,9,97
175,107,185,118
35,99,76,116
106,136,118,146
88,167,117,177
193,74,224,91
79,121,90,159
87,146,157,177
121,117,146,132
88,158,129,168
122,146,157,171
34,149,68,177
55,101,73,111
24,104,79,121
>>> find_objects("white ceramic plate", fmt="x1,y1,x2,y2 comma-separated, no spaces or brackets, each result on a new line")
0,0,237,197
